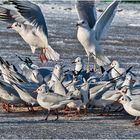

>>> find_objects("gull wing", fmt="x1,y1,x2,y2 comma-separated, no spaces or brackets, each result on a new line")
10,0,48,37
93,0,119,41
76,0,97,29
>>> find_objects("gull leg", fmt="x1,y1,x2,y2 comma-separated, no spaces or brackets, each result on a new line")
30,106,35,112
86,56,90,73
39,49,43,63
1,100,6,110
63,105,69,116
76,107,81,117
134,117,140,125
54,109,59,121
6,103,10,112
45,110,50,121
133,117,140,124
93,63,97,72
11,103,14,109
84,107,87,115
43,48,48,62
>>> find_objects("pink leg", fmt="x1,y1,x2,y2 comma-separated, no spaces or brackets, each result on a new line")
39,49,43,63
30,106,35,112
1,100,6,110
43,48,48,62
6,103,10,112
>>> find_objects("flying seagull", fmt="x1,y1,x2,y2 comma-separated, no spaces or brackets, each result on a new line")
0,0,60,63
76,0,120,67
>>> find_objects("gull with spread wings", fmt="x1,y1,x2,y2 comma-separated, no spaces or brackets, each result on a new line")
76,0,120,67
0,0,60,63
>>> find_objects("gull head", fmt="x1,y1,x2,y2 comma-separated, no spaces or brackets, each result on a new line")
35,84,47,94
110,60,120,68
119,95,131,104
7,22,24,32
76,20,89,28
72,57,83,72
72,57,82,64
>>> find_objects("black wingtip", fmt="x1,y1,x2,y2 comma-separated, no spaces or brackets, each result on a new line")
126,66,133,74
100,66,105,74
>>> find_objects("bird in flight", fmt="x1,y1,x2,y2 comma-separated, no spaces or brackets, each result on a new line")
76,0,120,69
0,0,60,63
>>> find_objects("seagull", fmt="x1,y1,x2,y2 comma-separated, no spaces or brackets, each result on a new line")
0,0,60,62
0,57,28,84
47,73,68,96
0,79,23,112
19,63,44,84
119,95,140,125
110,60,126,79
18,56,52,82
76,0,120,67
72,57,84,75
16,55,39,69
12,83,38,111
35,84,76,121
48,64,63,83
72,57,92,79
64,78,89,115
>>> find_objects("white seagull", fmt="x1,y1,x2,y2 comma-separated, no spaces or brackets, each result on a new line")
76,0,120,66
0,0,60,63
119,95,140,125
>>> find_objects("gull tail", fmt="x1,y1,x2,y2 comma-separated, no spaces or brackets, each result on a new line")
94,54,111,66
45,45,60,61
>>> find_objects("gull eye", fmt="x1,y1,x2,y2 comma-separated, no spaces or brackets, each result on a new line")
18,24,21,27
82,21,85,24
15,23,18,27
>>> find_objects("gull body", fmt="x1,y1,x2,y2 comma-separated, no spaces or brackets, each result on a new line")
119,95,140,125
12,84,38,107
76,0,120,66
0,0,60,62
36,84,76,120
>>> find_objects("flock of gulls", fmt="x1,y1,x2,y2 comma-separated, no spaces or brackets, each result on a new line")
0,0,139,126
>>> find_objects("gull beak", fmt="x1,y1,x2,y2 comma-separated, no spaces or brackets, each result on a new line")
76,23,79,27
117,96,122,103
62,65,66,69
72,61,76,64
7,25,12,29
107,67,113,73
131,79,136,84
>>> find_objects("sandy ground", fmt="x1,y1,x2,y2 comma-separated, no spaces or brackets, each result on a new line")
0,106,139,139
0,1,140,139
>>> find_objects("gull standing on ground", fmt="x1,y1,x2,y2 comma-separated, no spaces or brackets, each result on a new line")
0,0,60,62
35,84,76,121
12,84,38,111
76,0,120,67
0,79,23,112
119,95,140,125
